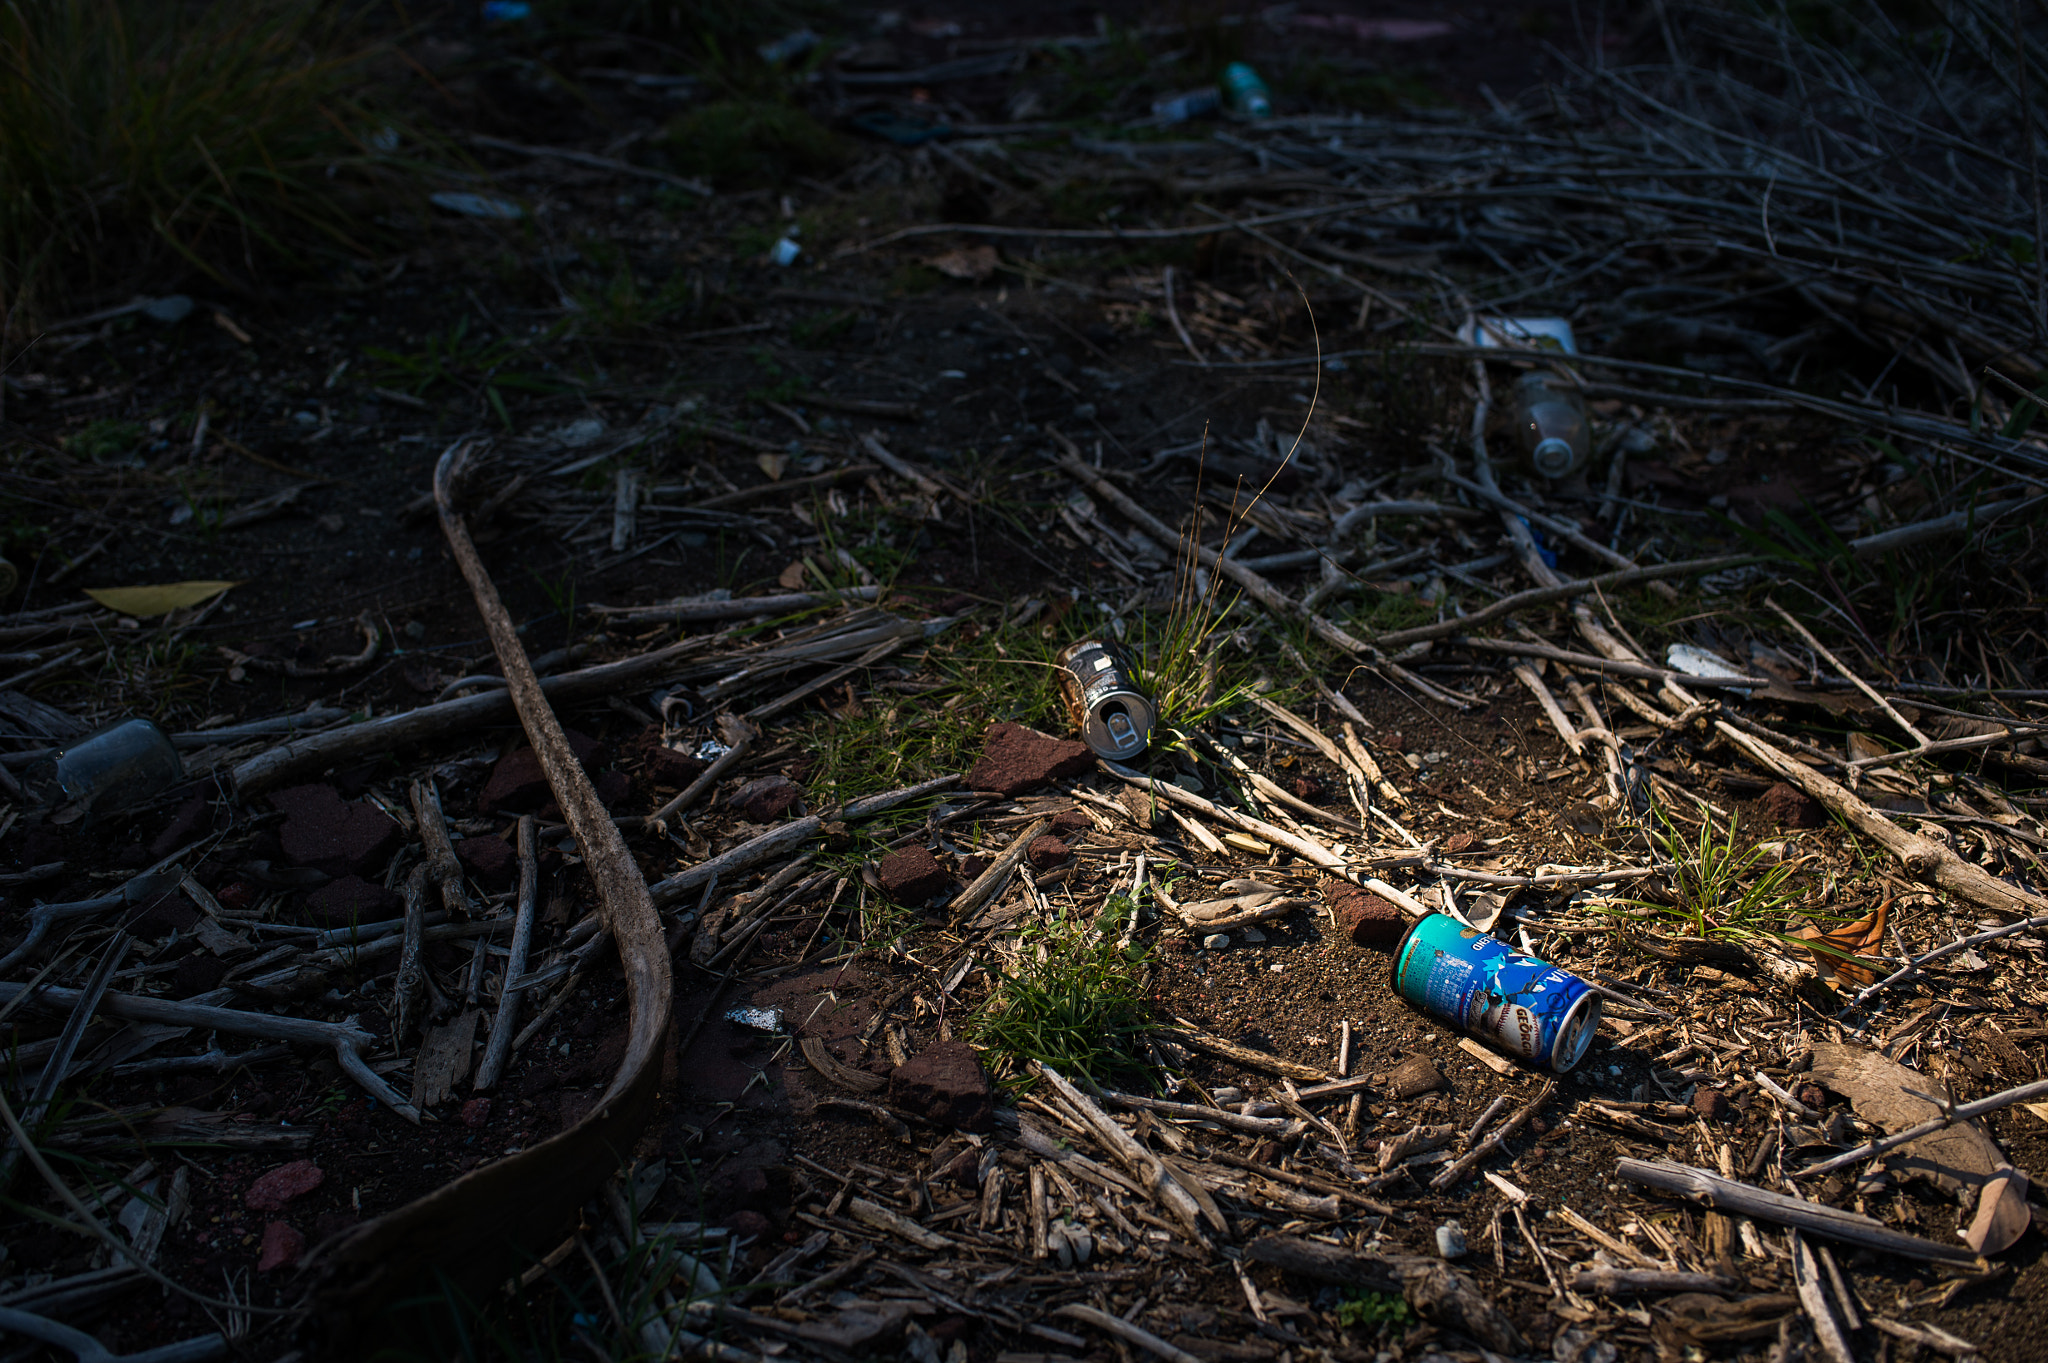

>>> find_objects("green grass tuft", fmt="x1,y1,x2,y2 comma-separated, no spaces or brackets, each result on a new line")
0,0,401,334
62,418,143,462
798,618,1067,806
661,100,844,189
1623,802,1803,941
972,890,1158,1091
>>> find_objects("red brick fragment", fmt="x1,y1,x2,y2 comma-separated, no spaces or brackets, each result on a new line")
878,847,949,903
258,1221,304,1272
965,722,1094,797
1327,883,1404,948
246,1159,324,1212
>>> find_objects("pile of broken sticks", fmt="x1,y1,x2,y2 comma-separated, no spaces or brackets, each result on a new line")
5,458,2045,1358
669,1046,1999,1363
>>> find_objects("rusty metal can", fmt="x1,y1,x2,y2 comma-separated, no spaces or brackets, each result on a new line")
1389,912,1601,1073
1055,639,1154,761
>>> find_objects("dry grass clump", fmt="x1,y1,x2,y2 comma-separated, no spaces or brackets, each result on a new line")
0,0,397,336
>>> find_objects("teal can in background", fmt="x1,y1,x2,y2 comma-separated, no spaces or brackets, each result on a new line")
1389,912,1601,1073
1220,63,1273,119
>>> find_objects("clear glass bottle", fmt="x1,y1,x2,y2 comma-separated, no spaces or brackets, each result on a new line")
1511,371,1589,479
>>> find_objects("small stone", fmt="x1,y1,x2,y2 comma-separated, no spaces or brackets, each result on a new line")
246,1159,324,1212
1758,782,1824,830
1327,883,1404,948
454,835,516,891
877,847,949,904
958,854,992,882
1202,933,1230,950
732,775,803,822
965,721,1095,797
1795,1082,1827,1110
1239,927,1267,943
722,1208,773,1243
461,1097,492,1128
1439,831,1480,856
1047,808,1091,838
476,730,603,815
1026,835,1071,871
1436,1221,1467,1260
1692,1088,1733,1123
887,1040,994,1133
298,875,403,928
269,784,402,878
1385,1055,1447,1099
1290,775,1324,802
257,1221,304,1272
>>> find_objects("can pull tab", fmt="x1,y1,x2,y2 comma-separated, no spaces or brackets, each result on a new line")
1104,710,1140,748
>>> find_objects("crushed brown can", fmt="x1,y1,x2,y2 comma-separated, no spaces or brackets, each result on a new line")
1055,639,1154,761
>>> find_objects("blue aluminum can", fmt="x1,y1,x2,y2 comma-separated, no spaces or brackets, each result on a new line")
1389,912,1600,1072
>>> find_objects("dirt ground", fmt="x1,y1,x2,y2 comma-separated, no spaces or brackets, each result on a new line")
4,2,2048,1361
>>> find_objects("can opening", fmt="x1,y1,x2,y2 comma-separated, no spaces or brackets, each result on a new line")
1101,701,1140,748
1552,995,1601,1072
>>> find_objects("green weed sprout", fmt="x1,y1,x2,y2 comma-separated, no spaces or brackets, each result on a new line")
1628,802,1801,940
971,889,1156,1090
1337,1289,1413,1332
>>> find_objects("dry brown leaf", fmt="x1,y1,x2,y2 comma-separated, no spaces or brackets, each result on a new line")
1790,895,1890,986
1808,1043,2031,1254
1966,1163,2032,1255
925,245,999,281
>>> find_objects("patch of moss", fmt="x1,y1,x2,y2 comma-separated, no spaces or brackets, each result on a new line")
65,419,143,462
662,100,843,189
1286,60,1443,113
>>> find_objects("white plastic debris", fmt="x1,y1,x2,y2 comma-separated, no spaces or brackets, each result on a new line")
724,1007,782,1032
1458,316,1577,353
1436,1221,1467,1259
430,191,525,220
770,237,802,266
140,295,193,324
758,28,819,64
553,417,607,447
1666,644,1751,695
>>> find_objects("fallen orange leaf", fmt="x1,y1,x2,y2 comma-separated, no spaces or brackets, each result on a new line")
1790,895,1891,986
